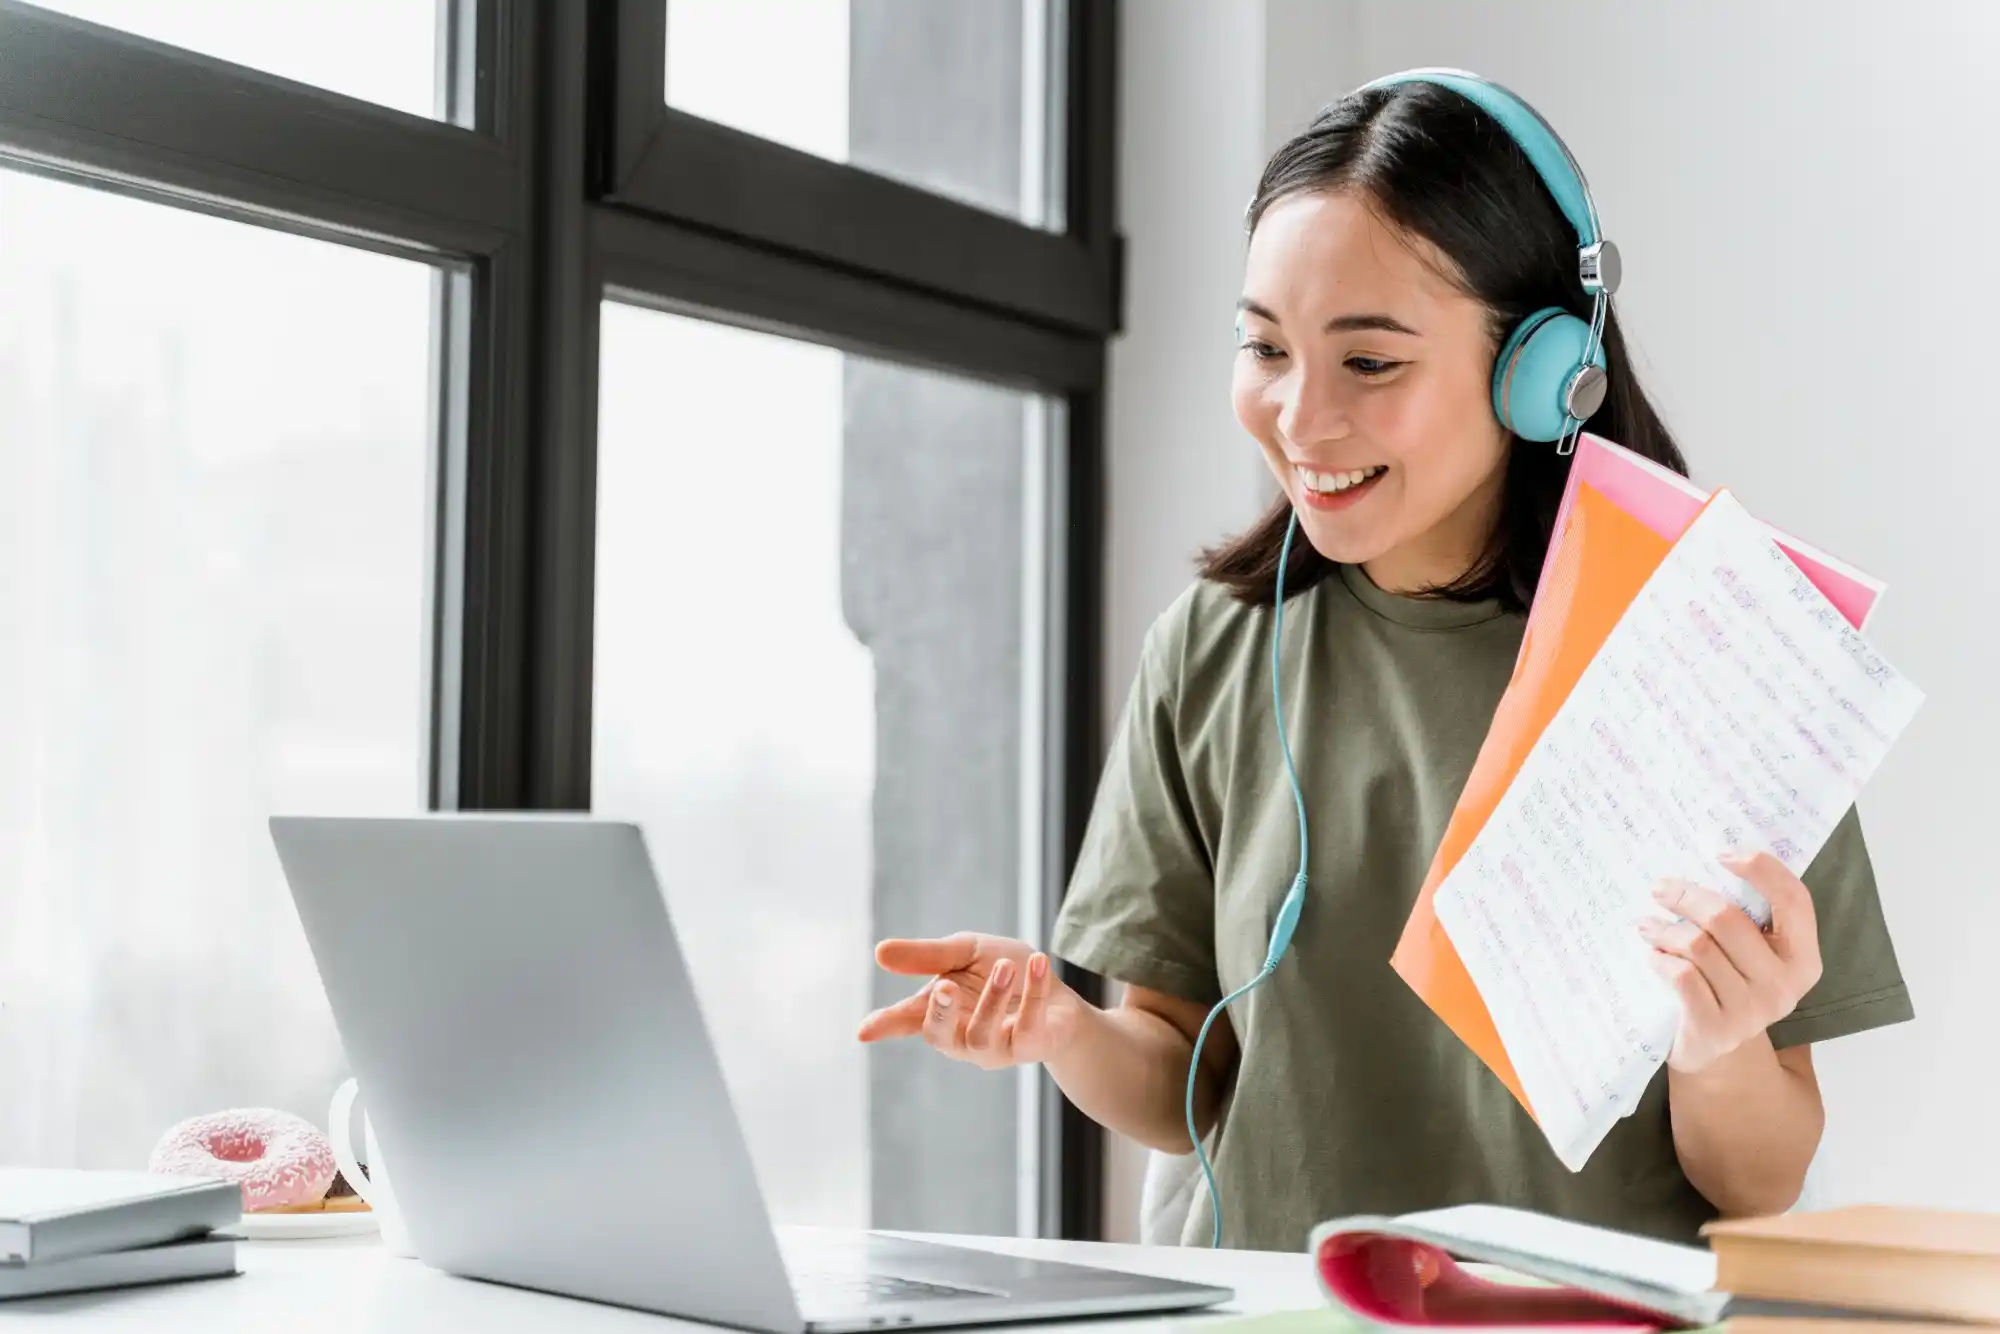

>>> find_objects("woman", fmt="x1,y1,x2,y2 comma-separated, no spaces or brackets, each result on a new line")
856,73,1910,1250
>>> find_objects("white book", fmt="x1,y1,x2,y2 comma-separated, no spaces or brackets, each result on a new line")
0,1169,242,1265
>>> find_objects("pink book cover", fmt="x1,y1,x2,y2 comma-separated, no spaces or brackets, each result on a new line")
1534,434,1884,631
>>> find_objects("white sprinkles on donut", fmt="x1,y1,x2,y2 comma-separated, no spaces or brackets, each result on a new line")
149,1107,338,1211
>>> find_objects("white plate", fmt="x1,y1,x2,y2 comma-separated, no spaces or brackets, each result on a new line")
221,1208,380,1240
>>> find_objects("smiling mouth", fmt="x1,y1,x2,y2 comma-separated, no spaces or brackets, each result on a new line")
1295,464,1387,496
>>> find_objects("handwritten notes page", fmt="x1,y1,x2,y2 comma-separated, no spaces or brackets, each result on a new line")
1434,491,1924,1171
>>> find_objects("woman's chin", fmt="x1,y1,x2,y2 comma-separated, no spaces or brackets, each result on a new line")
1294,512,1394,568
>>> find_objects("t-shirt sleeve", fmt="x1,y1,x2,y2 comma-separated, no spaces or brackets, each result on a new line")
1049,599,1220,1007
1765,805,1914,1049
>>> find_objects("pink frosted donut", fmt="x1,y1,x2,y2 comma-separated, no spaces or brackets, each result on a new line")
149,1108,337,1211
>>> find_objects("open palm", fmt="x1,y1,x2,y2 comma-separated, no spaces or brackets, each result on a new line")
856,932,1085,1069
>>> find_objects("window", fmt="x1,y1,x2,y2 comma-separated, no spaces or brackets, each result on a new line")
593,303,1063,1233
665,0,1066,228
1,0,1114,1240
24,0,445,121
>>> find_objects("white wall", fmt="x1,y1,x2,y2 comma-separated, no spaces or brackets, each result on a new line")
1104,0,2000,1237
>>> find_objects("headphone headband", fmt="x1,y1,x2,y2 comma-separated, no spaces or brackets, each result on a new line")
1359,69,1597,246
1358,68,1619,299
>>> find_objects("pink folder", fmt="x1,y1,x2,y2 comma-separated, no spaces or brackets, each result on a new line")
1538,434,1883,631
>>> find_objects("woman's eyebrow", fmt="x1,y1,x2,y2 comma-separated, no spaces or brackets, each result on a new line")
1323,312,1419,335
1235,298,1419,337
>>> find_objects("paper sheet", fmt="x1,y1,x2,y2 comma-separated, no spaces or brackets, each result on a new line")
1433,491,1924,1170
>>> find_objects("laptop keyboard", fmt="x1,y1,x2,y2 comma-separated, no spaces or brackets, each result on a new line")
794,1270,990,1309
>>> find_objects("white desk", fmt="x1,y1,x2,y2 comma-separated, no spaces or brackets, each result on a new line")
8,1232,1324,1332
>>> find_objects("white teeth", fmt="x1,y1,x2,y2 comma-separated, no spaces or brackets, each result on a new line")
1298,465,1384,494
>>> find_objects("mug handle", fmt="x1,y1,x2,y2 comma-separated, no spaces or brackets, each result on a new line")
327,1077,382,1210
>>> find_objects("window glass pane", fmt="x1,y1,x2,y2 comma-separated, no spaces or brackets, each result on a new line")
594,302,1056,1234
666,0,1067,230
0,167,435,1170
28,0,442,121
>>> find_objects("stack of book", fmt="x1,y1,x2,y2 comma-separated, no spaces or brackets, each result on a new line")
0,1168,241,1301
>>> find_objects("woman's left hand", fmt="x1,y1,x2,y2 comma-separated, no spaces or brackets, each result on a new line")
1638,851,1824,1074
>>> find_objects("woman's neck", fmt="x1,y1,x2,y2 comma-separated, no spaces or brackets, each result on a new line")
1361,544,1480,596
1361,470,1506,595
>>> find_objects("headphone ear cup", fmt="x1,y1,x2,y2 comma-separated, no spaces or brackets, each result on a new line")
1490,306,1606,442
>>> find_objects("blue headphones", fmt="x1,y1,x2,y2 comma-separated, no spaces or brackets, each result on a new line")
1364,68,1619,454
1190,70,1615,1248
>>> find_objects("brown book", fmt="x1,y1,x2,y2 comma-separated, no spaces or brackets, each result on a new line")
1728,1322,1975,1334
1702,1205,2000,1325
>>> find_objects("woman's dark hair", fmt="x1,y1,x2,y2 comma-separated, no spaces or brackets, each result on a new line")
1198,80,1687,612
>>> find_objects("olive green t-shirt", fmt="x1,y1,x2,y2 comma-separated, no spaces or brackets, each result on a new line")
1050,567,1913,1252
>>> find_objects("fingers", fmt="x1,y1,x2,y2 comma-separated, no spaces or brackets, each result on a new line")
1651,945,1723,1074
1650,949,1722,1030
858,938,1052,1067
963,959,1017,1054
921,978,967,1052
1009,953,1052,1049
855,984,934,1043
874,932,983,977
1640,917,1751,1016
1722,851,1822,978
1645,878,1774,987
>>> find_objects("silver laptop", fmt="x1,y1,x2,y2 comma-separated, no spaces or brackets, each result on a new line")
269,813,1232,1331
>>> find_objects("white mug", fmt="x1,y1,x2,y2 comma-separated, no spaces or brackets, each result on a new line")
328,1078,414,1256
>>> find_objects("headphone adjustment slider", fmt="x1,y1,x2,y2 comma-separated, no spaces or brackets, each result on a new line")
1579,240,1621,296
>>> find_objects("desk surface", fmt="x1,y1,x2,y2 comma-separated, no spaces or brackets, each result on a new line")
8,1231,1324,1332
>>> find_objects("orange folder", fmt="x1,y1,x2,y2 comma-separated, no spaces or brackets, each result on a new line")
1390,480,1676,1115
1394,475,1880,1116
1394,450,1886,1120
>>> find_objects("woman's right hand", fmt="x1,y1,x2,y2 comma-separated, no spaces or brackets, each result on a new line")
855,932,1089,1069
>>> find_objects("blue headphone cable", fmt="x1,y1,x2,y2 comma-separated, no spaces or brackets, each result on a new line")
1183,506,1312,1248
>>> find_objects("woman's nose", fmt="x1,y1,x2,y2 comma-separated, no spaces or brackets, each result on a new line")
1274,364,1351,447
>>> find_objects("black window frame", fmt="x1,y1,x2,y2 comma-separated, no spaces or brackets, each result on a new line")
600,0,1121,340
0,0,1115,1241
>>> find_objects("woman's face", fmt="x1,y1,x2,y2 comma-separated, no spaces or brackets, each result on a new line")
1232,189,1511,593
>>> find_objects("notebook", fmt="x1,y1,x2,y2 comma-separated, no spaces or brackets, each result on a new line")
1310,1204,1726,1330
0,1168,242,1266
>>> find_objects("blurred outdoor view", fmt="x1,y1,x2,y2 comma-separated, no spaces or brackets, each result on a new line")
1,0,1042,1233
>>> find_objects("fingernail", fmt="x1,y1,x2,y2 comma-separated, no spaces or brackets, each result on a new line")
934,983,953,1008
1029,954,1047,982
1719,849,1752,868
1651,883,1674,902
992,961,1014,989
